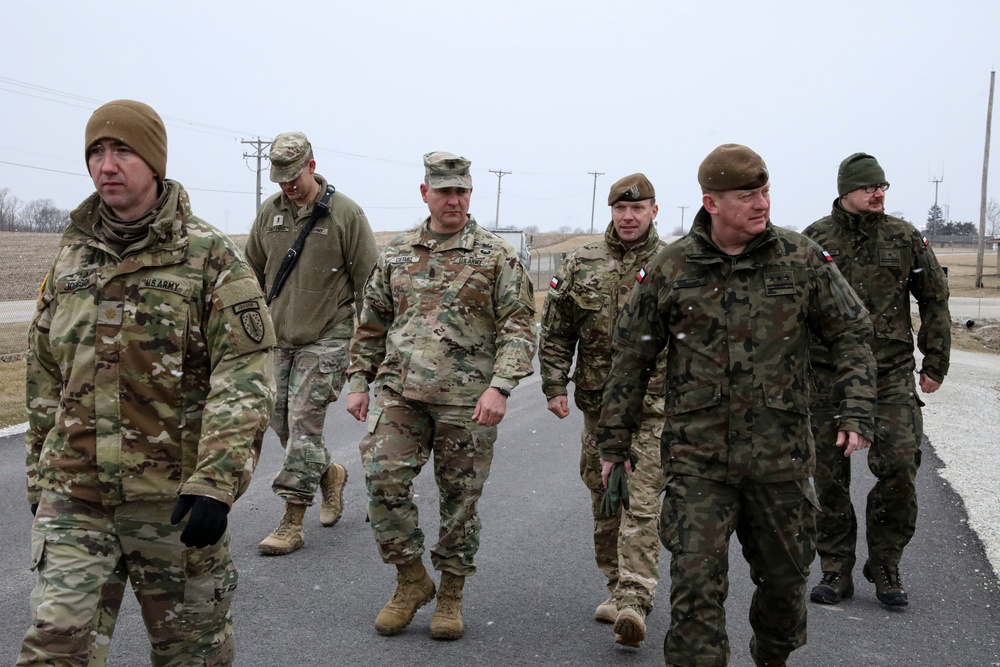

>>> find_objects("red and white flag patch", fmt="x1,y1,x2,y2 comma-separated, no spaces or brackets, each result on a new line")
550,276,561,289
637,268,647,283
822,250,834,262
922,236,930,247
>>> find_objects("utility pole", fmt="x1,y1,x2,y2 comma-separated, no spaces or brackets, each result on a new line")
588,171,604,234
242,137,272,213
677,206,688,234
929,172,944,244
489,169,511,229
977,69,995,290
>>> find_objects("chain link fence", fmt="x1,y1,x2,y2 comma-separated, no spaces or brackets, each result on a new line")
0,301,33,360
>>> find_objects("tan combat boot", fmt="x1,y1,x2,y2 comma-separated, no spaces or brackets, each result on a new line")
429,571,466,640
614,606,646,648
258,502,306,556
319,463,348,527
375,560,437,636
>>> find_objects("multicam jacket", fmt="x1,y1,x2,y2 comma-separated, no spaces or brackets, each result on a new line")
804,200,950,384
245,174,378,347
597,209,877,483
25,181,276,508
347,216,536,406
539,220,668,415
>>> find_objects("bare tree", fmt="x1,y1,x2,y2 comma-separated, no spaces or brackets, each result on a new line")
20,199,69,233
987,198,1000,239
0,188,22,232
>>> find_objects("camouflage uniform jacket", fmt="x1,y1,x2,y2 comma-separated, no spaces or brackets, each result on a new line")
596,208,876,483
539,220,668,415
347,216,536,406
245,174,378,347
803,200,950,382
25,181,276,509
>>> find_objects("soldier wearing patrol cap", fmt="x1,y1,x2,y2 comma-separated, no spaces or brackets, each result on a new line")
539,172,668,649
20,99,276,666
596,144,877,666
245,131,378,556
347,151,537,641
804,153,950,610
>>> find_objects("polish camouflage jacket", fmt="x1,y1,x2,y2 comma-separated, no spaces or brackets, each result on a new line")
539,220,668,415
25,181,276,509
803,200,951,388
347,215,536,406
245,174,378,347
596,208,877,483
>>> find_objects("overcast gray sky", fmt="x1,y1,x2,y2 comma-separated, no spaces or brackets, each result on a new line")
3,1,999,236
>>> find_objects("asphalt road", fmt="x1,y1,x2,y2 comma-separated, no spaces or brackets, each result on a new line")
1,370,999,666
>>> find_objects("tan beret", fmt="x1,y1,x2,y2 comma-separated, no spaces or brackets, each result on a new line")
697,144,768,191
608,173,655,205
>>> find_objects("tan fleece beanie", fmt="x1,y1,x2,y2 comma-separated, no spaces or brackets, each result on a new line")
85,100,168,179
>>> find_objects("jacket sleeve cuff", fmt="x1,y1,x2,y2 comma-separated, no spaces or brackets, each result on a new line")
348,374,371,394
490,377,517,395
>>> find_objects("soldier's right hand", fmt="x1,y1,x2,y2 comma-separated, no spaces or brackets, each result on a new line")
347,392,369,422
547,395,570,419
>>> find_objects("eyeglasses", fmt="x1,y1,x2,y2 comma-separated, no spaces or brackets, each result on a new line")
863,183,890,194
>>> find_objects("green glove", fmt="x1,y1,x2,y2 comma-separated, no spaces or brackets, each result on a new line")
600,450,639,516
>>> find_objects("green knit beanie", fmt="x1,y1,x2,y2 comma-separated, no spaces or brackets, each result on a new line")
85,100,168,179
837,153,885,196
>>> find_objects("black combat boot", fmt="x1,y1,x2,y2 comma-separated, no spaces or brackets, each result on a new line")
810,571,855,605
863,561,908,606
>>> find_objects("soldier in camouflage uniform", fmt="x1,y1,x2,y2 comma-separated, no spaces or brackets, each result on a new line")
346,152,536,641
19,100,276,667
596,144,877,667
245,131,378,556
804,153,951,608
539,173,667,649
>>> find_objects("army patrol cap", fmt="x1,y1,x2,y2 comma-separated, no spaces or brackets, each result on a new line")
838,152,886,196
698,143,769,191
608,173,655,206
424,151,472,189
269,132,312,183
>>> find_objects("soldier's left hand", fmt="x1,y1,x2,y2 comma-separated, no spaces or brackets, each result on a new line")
836,430,871,457
473,388,507,426
919,373,942,394
170,495,230,548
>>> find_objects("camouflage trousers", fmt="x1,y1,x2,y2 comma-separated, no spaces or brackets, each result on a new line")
660,476,817,667
811,385,923,573
360,387,496,577
271,340,349,505
18,490,237,667
581,394,666,614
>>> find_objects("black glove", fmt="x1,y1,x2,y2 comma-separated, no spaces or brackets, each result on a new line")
600,450,639,516
30,503,38,516
170,495,229,548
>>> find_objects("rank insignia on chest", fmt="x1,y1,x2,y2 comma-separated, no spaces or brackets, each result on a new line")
822,250,834,262
271,214,284,228
637,268,647,284
549,276,561,289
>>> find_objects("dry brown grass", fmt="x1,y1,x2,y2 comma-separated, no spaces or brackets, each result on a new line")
0,357,26,429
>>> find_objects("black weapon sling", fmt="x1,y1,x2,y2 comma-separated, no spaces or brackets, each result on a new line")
265,184,336,305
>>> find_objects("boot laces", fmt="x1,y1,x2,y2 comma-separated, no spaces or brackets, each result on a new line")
819,571,843,587
878,564,902,589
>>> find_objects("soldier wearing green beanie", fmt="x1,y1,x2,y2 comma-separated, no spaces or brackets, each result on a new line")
596,144,877,667
19,99,276,666
804,153,951,610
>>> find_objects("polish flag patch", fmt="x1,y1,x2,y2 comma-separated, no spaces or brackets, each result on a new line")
922,236,930,247
550,276,561,289
637,268,647,283
822,250,834,262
